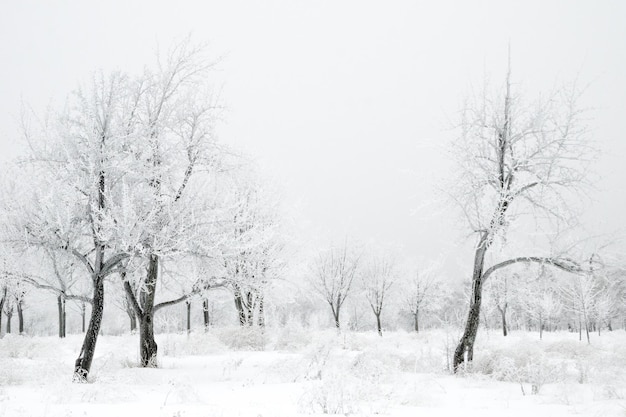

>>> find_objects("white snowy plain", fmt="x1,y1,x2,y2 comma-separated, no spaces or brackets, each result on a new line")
1,327,625,417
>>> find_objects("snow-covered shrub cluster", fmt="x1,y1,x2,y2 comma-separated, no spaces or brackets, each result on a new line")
216,326,267,351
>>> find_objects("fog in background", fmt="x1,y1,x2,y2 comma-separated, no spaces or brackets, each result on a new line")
1,1,625,278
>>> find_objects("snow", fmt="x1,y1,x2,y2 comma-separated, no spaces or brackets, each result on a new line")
1,329,625,416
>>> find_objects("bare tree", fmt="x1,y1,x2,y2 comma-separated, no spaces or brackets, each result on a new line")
559,256,602,343
449,56,595,370
361,255,395,336
485,272,514,336
310,241,360,329
404,266,442,333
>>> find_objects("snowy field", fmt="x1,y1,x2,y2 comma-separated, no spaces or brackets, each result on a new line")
1,328,625,416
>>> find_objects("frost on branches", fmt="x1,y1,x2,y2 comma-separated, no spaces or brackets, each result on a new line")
449,58,596,371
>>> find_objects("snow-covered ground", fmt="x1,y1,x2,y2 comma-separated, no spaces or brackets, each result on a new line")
1,328,625,416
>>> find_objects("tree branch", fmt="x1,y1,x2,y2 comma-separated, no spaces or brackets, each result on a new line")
482,256,586,283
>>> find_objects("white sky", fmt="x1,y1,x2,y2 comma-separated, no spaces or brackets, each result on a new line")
1,1,625,273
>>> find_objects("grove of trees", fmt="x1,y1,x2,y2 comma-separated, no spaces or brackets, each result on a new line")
0,42,624,382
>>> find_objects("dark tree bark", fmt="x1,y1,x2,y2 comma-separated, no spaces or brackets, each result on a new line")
375,313,382,337
138,254,159,367
123,254,199,368
139,312,157,367
186,300,191,334
414,310,419,333
58,295,66,338
453,232,489,371
5,307,13,334
17,300,24,334
497,305,508,336
81,302,86,333
128,310,137,333
74,275,105,381
257,295,265,328
202,298,210,330
0,289,5,335
234,292,246,326
331,304,341,329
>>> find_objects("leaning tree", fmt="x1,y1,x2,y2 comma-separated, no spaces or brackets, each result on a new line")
450,59,596,371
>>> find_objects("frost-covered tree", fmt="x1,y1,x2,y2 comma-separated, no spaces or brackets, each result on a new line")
361,255,395,336
403,266,443,333
559,256,603,343
5,39,227,377
449,58,595,370
222,176,285,328
310,241,361,329
9,72,134,380
484,271,515,336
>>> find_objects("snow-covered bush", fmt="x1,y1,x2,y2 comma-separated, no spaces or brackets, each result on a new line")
270,321,312,351
158,332,227,357
216,326,266,351
472,343,567,394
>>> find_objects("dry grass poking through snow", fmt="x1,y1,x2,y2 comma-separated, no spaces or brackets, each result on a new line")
0,327,625,416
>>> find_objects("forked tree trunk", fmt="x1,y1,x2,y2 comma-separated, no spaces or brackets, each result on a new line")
138,254,159,367
497,305,507,336
331,304,341,329
74,275,105,381
453,232,489,371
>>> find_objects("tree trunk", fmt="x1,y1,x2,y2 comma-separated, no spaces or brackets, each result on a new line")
257,295,265,328
376,313,382,336
186,300,191,334
6,308,12,334
498,305,507,337
333,304,341,329
17,300,24,334
73,276,105,382
125,291,136,333
414,309,419,333
245,291,254,326
137,253,159,367
139,312,158,367
81,302,86,333
578,319,582,341
0,288,5,335
453,232,489,371
234,292,246,326
129,310,137,333
202,298,210,330
58,295,66,338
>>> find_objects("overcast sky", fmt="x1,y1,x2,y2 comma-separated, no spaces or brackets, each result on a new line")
1,1,625,273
